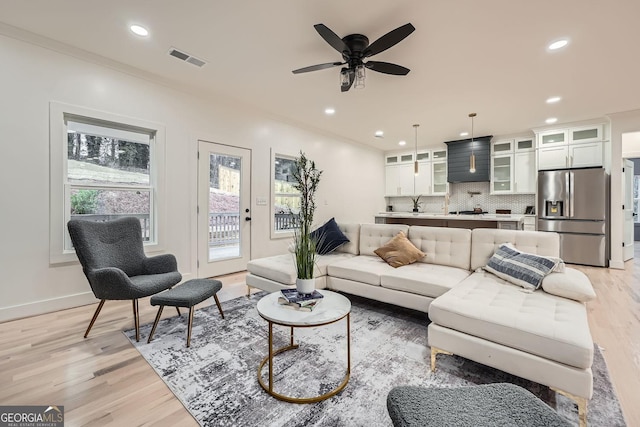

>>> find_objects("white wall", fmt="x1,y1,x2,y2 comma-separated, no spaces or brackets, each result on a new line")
0,33,384,321
607,110,640,269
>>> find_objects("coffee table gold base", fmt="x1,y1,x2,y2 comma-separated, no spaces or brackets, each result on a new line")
257,314,351,403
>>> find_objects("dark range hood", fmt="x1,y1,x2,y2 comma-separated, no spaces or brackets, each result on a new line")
445,135,492,183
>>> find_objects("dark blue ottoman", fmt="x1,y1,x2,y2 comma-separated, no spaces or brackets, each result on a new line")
147,279,224,347
387,383,571,427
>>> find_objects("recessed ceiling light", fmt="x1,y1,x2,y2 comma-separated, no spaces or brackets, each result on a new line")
398,140,406,146
548,39,568,50
130,25,149,37
545,117,558,124
324,108,335,115
546,96,561,104
460,132,469,137
375,130,384,138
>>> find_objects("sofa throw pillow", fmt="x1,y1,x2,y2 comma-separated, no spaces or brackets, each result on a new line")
374,231,426,268
310,217,350,255
541,268,596,302
484,243,563,291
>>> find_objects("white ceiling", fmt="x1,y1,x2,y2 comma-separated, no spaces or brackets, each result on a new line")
1,0,639,150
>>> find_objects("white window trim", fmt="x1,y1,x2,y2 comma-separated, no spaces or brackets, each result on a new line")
270,148,300,239
49,101,166,264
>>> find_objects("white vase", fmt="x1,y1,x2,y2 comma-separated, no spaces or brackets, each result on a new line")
296,278,315,295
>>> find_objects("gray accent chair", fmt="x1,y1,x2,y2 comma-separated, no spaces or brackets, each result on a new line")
68,217,182,341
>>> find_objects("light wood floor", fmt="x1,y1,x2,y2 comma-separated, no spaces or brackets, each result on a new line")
1,263,639,426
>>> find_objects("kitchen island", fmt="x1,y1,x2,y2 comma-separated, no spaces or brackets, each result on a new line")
375,213,524,230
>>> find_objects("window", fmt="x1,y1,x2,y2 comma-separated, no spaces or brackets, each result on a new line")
271,151,300,237
50,102,166,263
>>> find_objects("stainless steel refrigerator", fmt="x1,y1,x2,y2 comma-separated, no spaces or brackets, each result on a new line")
537,168,609,267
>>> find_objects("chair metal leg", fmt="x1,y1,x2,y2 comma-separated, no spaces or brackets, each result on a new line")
168,287,181,316
187,307,195,348
84,299,106,338
133,299,140,342
147,306,164,343
213,294,225,319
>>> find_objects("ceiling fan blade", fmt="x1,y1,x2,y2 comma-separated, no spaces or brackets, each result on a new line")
341,69,355,92
314,24,351,55
364,23,415,57
365,61,411,75
292,62,344,74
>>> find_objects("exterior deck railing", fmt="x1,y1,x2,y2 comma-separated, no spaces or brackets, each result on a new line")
70,212,300,248
70,213,151,241
275,213,299,230
208,212,240,247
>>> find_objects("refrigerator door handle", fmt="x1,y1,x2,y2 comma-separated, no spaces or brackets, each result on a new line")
569,171,575,217
564,172,571,218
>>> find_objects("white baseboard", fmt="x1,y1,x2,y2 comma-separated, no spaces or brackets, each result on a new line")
0,291,97,323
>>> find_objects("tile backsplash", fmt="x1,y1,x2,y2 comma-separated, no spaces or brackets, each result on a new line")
386,182,535,215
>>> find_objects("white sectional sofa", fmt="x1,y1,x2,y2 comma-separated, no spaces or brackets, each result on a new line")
246,223,595,425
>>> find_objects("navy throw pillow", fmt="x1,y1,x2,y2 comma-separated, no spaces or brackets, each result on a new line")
310,218,350,255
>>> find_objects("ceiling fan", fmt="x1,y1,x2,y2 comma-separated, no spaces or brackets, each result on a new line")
292,23,415,92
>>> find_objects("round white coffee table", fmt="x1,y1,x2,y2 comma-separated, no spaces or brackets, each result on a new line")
256,289,351,403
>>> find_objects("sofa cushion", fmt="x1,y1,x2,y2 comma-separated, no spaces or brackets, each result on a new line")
380,263,470,298
471,229,560,271
542,267,596,302
247,252,355,286
335,223,361,255
408,226,472,270
428,271,594,369
374,231,426,268
359,224,409,256
327,255,396,286
484,243,563,290
311,217,350,255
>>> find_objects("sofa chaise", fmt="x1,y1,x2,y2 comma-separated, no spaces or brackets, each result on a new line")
246,223,595,426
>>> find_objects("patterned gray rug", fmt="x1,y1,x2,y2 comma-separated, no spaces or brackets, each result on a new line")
124,292,626,427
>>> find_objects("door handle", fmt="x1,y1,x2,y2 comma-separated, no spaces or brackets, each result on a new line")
245,217,252,221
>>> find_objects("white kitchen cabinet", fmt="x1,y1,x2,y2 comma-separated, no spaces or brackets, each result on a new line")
490,138,535,194
514,150,536,193
569,142,603,168
538,145,569,170
537,124,605,170
431,161,448,195
414,161,433,195
569,124,603,144
492,140,514,154
538,129,568,147
515,138,535,152
491,154,513,193
385,163,414,196
523,215,536,231
538,142,603,170
385,152,414,165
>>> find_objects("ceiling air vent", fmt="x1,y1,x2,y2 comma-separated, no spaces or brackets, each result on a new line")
168,47,206,68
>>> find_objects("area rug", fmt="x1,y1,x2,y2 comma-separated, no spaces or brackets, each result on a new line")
124,293,626,427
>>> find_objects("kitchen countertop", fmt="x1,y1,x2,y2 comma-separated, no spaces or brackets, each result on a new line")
376,212,524,222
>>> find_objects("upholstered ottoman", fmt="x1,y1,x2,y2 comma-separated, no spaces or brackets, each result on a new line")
148,279,224,347
387,383,570,427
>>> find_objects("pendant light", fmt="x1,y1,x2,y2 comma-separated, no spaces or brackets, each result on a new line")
413,124,419,176
469,113,477,173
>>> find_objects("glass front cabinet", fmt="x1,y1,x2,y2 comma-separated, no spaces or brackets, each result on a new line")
491,137,536,194
431,149,448,195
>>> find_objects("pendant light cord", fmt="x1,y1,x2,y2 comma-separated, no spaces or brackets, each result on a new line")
413,124,419,176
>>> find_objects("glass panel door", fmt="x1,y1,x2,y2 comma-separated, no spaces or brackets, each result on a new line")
198,141,251,277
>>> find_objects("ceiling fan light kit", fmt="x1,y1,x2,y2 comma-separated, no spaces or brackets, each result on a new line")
293,23,415,92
